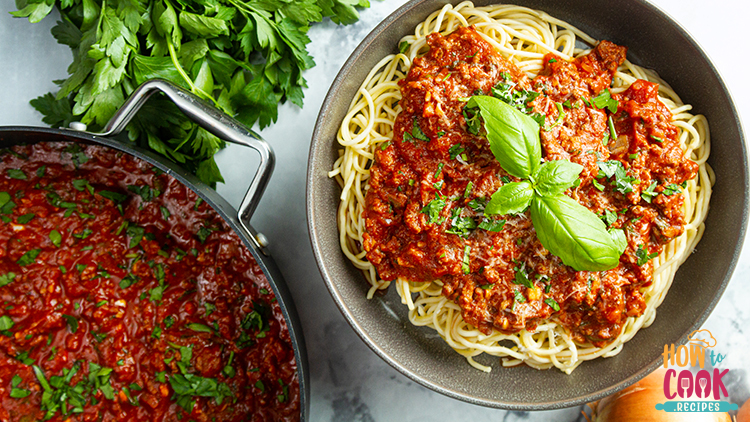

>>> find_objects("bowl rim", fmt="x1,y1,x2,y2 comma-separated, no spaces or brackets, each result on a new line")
306,0,749,409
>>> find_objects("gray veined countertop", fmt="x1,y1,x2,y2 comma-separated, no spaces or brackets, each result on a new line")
1,1,749,421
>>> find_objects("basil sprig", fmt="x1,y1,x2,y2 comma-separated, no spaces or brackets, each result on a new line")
469,96,626,271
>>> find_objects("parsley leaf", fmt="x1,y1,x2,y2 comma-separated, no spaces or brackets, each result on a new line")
636,244,658,266
592,89,618,113
421,196,446,224
14,0,372,188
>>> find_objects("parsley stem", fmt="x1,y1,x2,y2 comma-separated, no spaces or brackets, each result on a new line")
166,41,220,108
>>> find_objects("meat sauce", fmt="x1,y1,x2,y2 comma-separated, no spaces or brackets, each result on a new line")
0,142,299,421
363,27,697,346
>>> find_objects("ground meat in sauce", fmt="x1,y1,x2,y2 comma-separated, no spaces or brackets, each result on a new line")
0,142,299,421
362,27,698,346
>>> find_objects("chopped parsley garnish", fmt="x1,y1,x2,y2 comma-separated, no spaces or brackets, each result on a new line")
164,316,176,329
73,228,93,240
380,141,391,151
46,192,76,209
36,166,46,177
222,352,236,378
99,190,128,203
196,226,215,244
403,118,429,143
421,196,446,224
446,208,477,237
467,197,487,212
608,115,617,140
126,223,145,248
0,272,16,288
0,315,14,330
544,297,561,311
399,41,410,53
544,102,565,131
461,245,471,274
278,379,289,403
463,182,473,198
449,144,465,160
513,290,526,303
205,303,216,316
602,210,617,227
512,264,534,289
187,323,213,334
17,248,41,266
651,135,664,143
127,184,160,202
662,183,682,196
7,169,27,180
17,213,35,224
64,144,89,167
62,315,78,333
597,160,637,195
478,218,506,232
10,374,31,398
490,79,540,115
72,179,94,195
641,180,658,203
636,244,658,266
119,274,139,289
463,104,483,135
592,89,618,113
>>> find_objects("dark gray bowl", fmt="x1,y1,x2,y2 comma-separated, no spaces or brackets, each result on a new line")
307,0,748,409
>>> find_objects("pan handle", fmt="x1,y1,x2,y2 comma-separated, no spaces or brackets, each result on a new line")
96,79,274,242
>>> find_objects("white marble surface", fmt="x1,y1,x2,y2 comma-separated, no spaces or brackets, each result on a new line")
1,1,749,420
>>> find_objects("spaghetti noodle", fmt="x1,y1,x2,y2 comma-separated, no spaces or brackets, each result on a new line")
329,2,712,373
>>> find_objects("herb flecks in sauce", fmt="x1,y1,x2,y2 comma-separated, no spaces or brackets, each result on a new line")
0,142,299,421
362,28,697,344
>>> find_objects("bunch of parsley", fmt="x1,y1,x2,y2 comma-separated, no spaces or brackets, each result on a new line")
12,0,370,186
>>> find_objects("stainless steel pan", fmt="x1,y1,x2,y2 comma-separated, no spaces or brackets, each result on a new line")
1,79,309,420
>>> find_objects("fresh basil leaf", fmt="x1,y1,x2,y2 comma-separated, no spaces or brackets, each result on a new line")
532,160,583,197
530,195,622,271
608,228,627,254
466,96,541,178
485,181,534,216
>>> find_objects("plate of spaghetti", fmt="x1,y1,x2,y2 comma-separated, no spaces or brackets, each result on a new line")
307,0,747,408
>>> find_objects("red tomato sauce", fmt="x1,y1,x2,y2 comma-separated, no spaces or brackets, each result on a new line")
0,142,299,421
362,27,698,346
